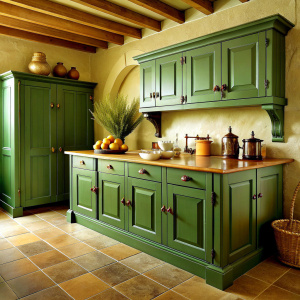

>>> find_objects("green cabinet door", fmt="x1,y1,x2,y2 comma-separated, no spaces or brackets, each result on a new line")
140,60,156,108
222,33,265,100
257,166,282,249
23,82,56,207
57,85,94,202
223,170,256,264
156,53,182,107
167,185,206,260
98,173,125,229
72,168,97,219
185,44,221,103
128,177,162,243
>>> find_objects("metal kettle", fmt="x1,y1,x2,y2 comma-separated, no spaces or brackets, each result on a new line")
221,126,240,159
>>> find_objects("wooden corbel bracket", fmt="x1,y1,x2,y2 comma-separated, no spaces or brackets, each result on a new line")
262,104,284,142
143,112,162,138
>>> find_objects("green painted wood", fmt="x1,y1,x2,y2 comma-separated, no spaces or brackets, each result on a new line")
206,265,233,291
99,159,124,175
0,200,23,218
155,53,182,107
128,177,162,243
73,156,96,171
205,172,213,263
140,60,156,108
162,167,168,246
167,168,206,189
98,173,125,229
167,184,206,260
72,168,97,219
185,43,221,103
128,163,161,182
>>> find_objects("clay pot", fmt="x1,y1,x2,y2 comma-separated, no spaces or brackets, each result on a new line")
53,62,67,77
28,52,51,76
67,67,80,80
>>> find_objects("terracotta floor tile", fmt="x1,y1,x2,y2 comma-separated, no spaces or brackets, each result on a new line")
27,207,51,215
23,220,54,231
45,234,79,248
263,256,292,271
121,252,164,273
88,288,128,300
52,208,69,216
274,269,300,295
71,228,102,241
7,233,40,246
46,215,68,226
35,211,62,220
17,240,54,257
115,275,167,300
100,243,140,260
56,223,85,233
43,260,87,284
58,242,94,258
30,249,69,269
21,286,72,300
0,247,25,264
246,260,289,284
144,263,193,288
33,227,65,239
74,251,115,271
155,290,187,300
255,285,300,300
0,275,4,283
0,282,17,300
84,235,119,250
92,262,139,286
225,275,270,300
0,238,14,250
59,273,110,300
1,224,29,238
174,277,240,300
0,220,17,231
7,271,55,298
0,258,38,281
0,212,11,222
15,214,41,225
289,268,300,276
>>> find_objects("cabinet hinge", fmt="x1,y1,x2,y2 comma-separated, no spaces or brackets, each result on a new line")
211,192,216,206
265,38,269,47
264,79,269,89
180,56,186,65
211,249,215,259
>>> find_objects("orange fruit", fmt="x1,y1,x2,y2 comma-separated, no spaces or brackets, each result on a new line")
103,138,111,145
107,135,115,143
95,140,102,146
101,143,109,149
93,144,101,150
114,138,123,147
109,143,120,150
120,144,128,151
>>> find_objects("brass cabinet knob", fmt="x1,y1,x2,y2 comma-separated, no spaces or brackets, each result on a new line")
167,207,173,215
50,103,54,108
80,160,85,165
107,165,113,170
57,103,60,109
138,168,147,174
161,205,166,212
121,198,125,206
59,147,63,153
51,147,56,153
181,175,192,182
126,200,131,207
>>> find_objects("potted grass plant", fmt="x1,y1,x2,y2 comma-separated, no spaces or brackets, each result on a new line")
90,94,144,143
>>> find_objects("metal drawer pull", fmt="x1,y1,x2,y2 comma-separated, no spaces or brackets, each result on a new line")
161,205,166,212
121,198,125,206
91,186,99,194
138,168,147,174
126,200,131,207
107,165,113,170
258,193,263,198
181,175,192,182
167,207,173,215
80,160,85,165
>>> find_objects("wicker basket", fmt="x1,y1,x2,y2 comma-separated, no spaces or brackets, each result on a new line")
272,181,300,268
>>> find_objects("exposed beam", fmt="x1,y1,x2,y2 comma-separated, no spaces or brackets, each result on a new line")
0,25,97,53
239,0,249,2
0,1,124,45
180,0,213,15
0,15,108,48
4,0,141,39
71,0,161,32
128,0,185,24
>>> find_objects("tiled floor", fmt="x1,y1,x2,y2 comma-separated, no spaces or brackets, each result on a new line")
0,204,299,300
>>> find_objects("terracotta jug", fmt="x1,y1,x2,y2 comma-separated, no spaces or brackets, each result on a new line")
28,52,51,76
67,67,80,80
53,62,67,78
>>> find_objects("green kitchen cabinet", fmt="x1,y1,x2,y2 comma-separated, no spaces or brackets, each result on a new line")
140,60,156,108
0,71,96,217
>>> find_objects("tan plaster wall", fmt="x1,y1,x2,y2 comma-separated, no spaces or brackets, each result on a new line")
0,35,93,81
91,0,300,218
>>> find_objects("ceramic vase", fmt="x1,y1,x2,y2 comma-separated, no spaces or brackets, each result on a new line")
67,67,80,80
53,62,67,78
28,52,51,76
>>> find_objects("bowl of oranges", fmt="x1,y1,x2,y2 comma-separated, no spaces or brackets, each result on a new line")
93,135,128,154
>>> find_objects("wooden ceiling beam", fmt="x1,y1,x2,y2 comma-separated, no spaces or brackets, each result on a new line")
128,0,185,24
239,0,249,2
0,25,97,53
0,15,108,48
180,0,213,15
0,1,124,45
71,0,161,32
3,0,141,39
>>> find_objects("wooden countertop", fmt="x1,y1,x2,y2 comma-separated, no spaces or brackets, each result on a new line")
65,150,294,174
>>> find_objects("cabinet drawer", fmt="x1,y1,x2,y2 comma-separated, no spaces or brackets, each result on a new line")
167,168,206,189
128,163,161,182
73,156,96,171
99,159,125,175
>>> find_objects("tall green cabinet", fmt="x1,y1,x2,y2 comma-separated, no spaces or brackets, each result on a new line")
0,71,96,217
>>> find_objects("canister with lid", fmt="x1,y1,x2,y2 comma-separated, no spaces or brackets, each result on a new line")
242,131,263,160
221,126,240,159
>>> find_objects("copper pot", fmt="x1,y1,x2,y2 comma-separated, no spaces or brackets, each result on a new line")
221,126,240,159
242,131,263,160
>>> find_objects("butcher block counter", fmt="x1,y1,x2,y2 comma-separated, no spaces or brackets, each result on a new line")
65,150,293,290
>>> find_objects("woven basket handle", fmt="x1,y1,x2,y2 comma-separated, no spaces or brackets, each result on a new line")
289,181,300,220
